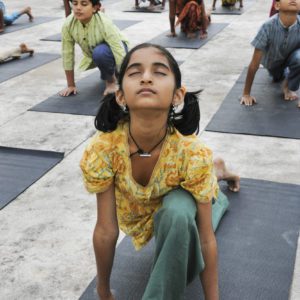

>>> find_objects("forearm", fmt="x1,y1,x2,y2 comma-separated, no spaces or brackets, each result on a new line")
93,228,118,296
199,238,219,300
65,70,75,87
243,62,259,96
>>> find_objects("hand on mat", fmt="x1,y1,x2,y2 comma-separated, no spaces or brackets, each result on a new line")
240,95,257,106
59,86,77,97
200,31,208,39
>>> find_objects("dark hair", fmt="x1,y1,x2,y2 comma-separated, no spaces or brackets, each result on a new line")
70,0,100,5
95,43,201,135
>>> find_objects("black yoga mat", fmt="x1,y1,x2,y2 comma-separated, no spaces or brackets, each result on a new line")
0,53,61,83
149,23,229,49
205,68,300,139
211,0,252,15
40,20,142,42
0,16,59,34
0,147,64,210
79,178,300,300
29,72,104,116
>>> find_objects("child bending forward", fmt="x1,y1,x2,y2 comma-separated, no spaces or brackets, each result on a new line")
80,43,240,300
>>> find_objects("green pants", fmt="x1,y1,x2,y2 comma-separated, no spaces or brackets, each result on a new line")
142,189,229,300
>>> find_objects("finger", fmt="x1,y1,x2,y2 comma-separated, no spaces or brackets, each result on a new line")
252,97,257,104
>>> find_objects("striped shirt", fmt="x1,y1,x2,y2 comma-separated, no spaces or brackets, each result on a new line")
61,12,129,71
251,14,300,70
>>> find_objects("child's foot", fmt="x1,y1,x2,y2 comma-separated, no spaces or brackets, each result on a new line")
0,28,4,33
103,79,118,96
25,7,34,22
167,31,177,37
19,43,34,56
148,4,155,10
214,158,240,192
282,79,298,101
187,32,196,39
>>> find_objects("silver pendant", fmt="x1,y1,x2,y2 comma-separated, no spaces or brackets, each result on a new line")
139,152,151,157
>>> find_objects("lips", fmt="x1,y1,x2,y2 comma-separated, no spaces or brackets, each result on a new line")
137,88,156,94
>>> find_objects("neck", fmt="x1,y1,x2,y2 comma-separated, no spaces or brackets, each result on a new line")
279,11,298,27
129,111,169,150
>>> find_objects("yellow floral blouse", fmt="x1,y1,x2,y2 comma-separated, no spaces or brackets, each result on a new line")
80,122,219,250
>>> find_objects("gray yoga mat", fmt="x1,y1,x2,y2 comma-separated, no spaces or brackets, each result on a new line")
205,68,300,139
40,20,142,42
211,0,252,15
0,16,59,34
0,147,64,210
79,178,300,300
149,23,229,49
0,53,61,83
29,72,104,116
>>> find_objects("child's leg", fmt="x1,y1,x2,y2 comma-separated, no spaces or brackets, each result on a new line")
212,0,217,9
92,42,127,96
239,0,243,8
63,0,72,17
4,7,33,25
285,48,300,97
135,0,140,8
0,9,4,32
142,188,229,300
18,6,33,21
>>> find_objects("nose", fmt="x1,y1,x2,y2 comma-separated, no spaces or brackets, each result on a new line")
140,70,153,84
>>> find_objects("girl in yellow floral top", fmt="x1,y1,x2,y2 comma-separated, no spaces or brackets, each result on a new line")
80,43,240,300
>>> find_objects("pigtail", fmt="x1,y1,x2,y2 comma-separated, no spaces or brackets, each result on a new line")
172,90,201,135
94,94,128,132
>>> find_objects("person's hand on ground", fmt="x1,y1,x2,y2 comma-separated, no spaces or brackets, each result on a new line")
240,94,257,106
59,86,77,97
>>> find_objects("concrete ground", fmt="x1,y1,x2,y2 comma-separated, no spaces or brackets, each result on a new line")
0,0,299,299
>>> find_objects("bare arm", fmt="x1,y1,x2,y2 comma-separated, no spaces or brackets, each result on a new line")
240,48,263,106
94,183,119,300
197,201,219,300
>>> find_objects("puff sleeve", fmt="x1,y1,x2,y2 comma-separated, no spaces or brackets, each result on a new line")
180,143,219,204
80,133,115,194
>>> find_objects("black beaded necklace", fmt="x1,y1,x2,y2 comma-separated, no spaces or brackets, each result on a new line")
129,125,168,158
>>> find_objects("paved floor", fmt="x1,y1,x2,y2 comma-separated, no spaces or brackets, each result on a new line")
0,0,299,299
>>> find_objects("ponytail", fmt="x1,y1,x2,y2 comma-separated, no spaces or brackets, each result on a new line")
94,93,128,132
172,90,201,136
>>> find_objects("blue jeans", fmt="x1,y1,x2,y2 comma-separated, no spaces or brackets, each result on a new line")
269,48,300,92
142,189,229,300
92,42,128,81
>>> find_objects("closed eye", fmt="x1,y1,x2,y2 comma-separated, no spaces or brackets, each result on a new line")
154,71,167,76
128,71,141,76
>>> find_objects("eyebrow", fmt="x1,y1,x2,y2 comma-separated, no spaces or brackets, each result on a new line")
126,62,170,72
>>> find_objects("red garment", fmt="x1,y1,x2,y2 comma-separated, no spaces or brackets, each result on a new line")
176,0,208,33
270,0,277,17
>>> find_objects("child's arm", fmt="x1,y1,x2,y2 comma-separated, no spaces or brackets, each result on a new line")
197,201,219,300
168,0,177,37
240,48,263,106
94,183,118,300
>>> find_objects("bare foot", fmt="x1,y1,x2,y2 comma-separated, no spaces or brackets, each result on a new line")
282,79,298,101
19,43,34,56
214,158,240,192
167,32,177,37
212,5,216,10
25,7,34,22
148,4,155,10
187,32,196,39
0,28,4,33
103,80,118,96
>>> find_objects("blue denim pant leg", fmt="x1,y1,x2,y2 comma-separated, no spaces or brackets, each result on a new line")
92,42,128,81
4,12,21,25
286,48,300,91
142,189,229,300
